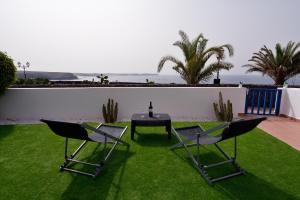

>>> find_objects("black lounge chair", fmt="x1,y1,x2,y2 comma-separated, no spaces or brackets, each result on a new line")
41,119,129,178
170,117,266,184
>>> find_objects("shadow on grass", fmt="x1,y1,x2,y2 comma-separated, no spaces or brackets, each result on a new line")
0,125,15,140
60,145,134,200
171,146,297,200
216,172,298,200
134,131,175,147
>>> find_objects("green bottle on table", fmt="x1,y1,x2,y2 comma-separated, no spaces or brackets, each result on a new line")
149,101,153,117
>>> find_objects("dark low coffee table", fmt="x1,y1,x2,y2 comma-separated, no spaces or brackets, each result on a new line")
131,113,171,140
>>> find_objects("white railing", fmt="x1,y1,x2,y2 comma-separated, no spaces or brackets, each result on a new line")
0,87,246,123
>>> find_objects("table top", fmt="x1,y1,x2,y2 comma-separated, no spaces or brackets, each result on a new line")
131,113,171,121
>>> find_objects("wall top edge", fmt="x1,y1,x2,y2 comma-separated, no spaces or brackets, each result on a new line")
8,87,244,90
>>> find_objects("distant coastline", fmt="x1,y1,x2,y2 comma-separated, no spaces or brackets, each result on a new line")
75,72,158,76
17,71,300,85
17,71,77,80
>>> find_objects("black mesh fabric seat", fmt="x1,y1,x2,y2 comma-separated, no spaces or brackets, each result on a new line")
88,125,126,143
195,135,222,145
174,126,205,140
171,117,266,184
41,119,129,178
175,127,222,145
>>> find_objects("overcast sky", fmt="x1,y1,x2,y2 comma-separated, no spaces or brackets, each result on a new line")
1,0,299,74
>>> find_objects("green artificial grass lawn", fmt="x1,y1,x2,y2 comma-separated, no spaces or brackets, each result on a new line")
0,122,299,200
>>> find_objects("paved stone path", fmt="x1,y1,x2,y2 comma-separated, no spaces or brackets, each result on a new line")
240,114,300,151
258,116,300,151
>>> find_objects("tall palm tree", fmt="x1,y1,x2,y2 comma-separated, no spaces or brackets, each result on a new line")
243,41,300,85
158,30,234,84
217,44,234,76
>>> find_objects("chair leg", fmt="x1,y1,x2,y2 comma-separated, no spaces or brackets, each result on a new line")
210,170,244,183
170,142,184,149
172,133,245,184
60,133,128,178
93,139,120,177
207,140,244,183
214,138,244,172
93,127,129,177
234,136,237,160
61,139,88,169
60,138,105,178
171,129,213,184
197,135,200,165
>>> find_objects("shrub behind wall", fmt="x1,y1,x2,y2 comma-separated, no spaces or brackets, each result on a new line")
0,51,16,94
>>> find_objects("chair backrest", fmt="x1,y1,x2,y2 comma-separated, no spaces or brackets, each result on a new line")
221,117,266,140
41,119,89,140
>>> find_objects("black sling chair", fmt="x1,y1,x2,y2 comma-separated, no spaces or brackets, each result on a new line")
41,119,129,178
170,117,266,184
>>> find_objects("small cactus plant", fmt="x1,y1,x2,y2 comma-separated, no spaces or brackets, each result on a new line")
213,92,233,122
102,98,118,123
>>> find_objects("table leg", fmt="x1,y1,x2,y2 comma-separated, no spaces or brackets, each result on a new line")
131,124,135,140
166,122,171,139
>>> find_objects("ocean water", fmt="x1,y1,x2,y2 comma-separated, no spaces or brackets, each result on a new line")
74,74,300,85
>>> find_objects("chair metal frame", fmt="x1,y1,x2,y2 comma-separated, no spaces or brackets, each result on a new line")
42,120,129,178
171,122,250,184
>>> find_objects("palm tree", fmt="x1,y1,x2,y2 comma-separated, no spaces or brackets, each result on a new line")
158,30,234,84
243,41,300,85
17,61,30,79
214,46,234,84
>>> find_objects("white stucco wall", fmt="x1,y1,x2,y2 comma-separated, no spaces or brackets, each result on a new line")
0,87,246,123
280,88,300,120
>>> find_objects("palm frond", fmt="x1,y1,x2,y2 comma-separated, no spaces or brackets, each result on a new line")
190,33,204,58
244,41,300,84
173,41,189,60
202,47,223,57
218,44,234,59
157,55,184,72
158,30,235,84
196,38,208,56
196,64,216,83
178,30,191,46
